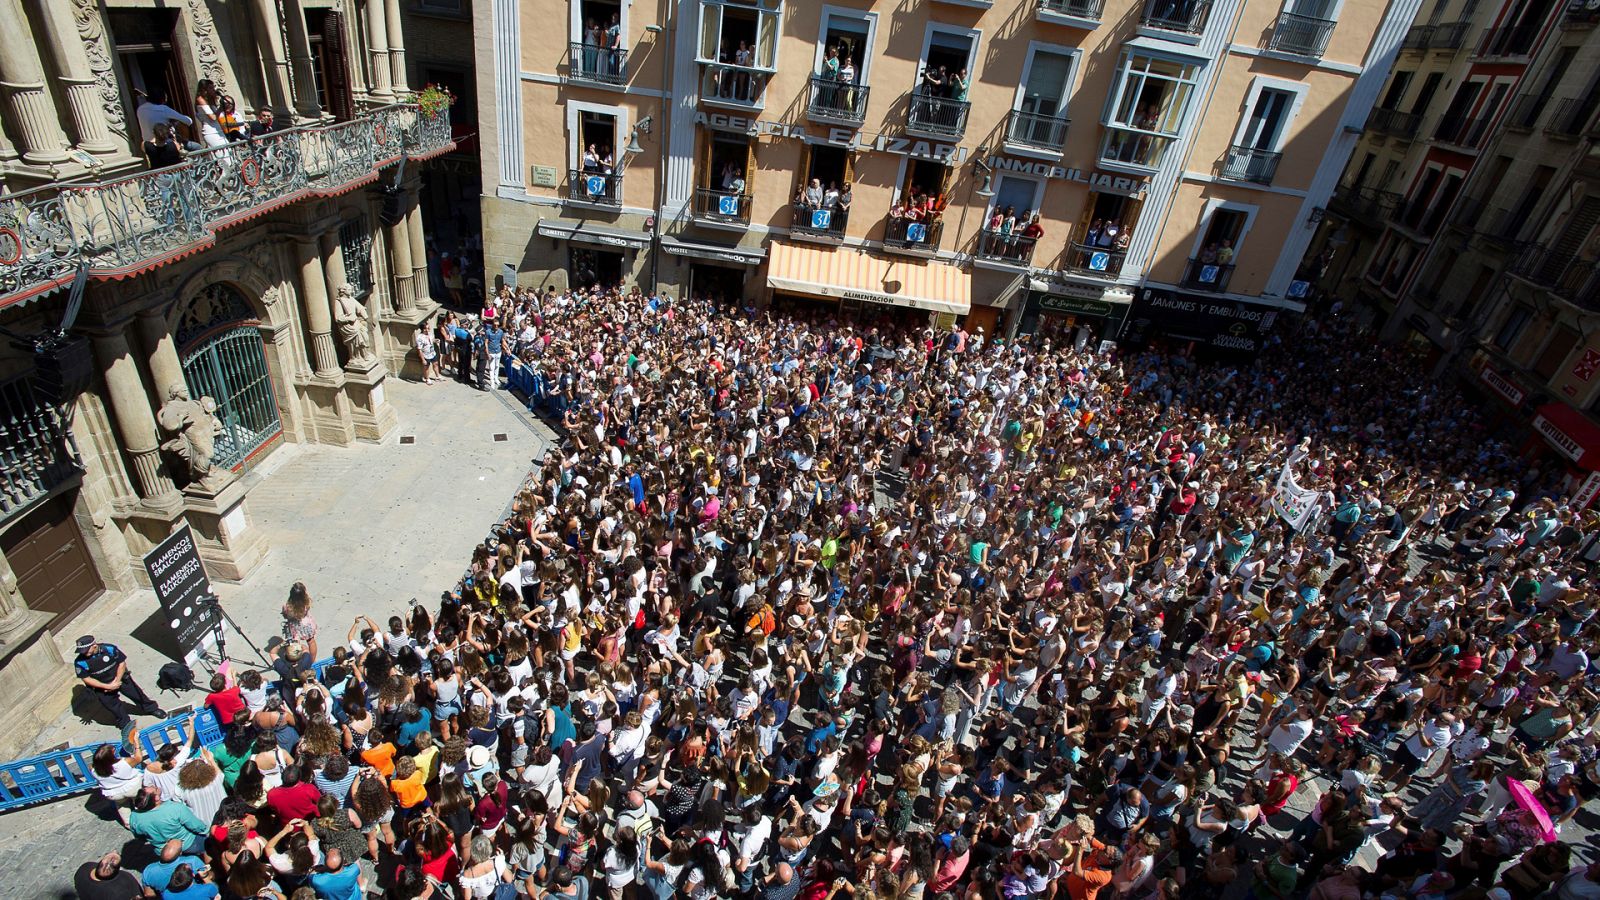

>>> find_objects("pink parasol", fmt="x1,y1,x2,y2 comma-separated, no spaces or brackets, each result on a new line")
1506,778,1559,843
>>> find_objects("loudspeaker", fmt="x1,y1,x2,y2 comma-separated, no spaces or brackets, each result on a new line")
379,187,406,226
32,334,94,404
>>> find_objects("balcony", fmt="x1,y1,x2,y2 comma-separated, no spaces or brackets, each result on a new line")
1478,25,1536,57
1401,24,1433,49
1037,0,1106,22
882,217,943,257
1510,244,1600,309
1183,257,1235,292
1141,0,1212,34
1004,109,1071,152
1329,184,1402,226
1428,21,1471,48
568,42,628,87
0,372,81,525
567,169,622,207
0,103,453,308
1504,93,1544,131
1219,146,1282,185
906,93,971,140
790,204,846,245
1267,11,1336,57
1101,128,1175,170
1564,0,1600,27
806,76,869,126
1477,207,1525,246
1432,113,1491,149
1367,107,1422,140
700,63,770,109
974,229,1038,267
693,187,751,227
1064,242,1126,277
1543,97,1588,138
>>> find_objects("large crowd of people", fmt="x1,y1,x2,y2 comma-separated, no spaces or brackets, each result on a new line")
79,283,1600,900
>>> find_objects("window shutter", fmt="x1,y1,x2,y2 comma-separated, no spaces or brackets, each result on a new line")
323,10,355,120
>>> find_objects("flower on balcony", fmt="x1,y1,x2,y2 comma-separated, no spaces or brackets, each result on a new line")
407,84,456,119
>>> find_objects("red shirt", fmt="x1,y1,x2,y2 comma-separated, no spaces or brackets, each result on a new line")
266,781,321,822
205,686,246,725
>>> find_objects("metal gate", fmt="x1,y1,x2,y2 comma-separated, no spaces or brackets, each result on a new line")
180,326,280,471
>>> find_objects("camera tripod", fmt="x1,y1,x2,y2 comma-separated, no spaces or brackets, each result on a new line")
194,592,275,674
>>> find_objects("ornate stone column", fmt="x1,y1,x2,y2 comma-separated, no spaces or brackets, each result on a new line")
281,0,323,120
384,0,408,93
135,309,186,399
387,215,416,313
249,0,295,118
295,239,341,376
30,0,120,155
365,0,394,100
0,0,71,164
92,326,179,502
406,200,432,304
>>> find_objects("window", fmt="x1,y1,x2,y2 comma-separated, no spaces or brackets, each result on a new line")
340,216,374,298
1223,83,1299,183
1410,72,1442,114
1494,305,1531,350
1379,70,1412,110
571,0,625,83
977,175,1045,262
1535,327,1580,380
1067,191,1142,274
1272,0,1340,57
1185,208,1248,290
885,159,953,249
1007,45,1076,150
909,28,979,138
1100,53,1201,169
571,109,622,203
792,144,854,235
817,10,872,83
697,0,781,105
696,131,755,222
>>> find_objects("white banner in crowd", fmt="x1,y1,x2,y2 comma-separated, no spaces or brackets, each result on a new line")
1272,445,1319,532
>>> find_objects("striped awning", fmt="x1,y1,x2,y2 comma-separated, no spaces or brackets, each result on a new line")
766,241,971,316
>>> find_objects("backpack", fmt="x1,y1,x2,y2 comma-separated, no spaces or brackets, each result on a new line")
157,662,195,693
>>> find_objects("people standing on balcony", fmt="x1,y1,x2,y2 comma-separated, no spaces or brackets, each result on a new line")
921,65,947,122
1020,212,1045,259
819,47,841,112
734,42,755,101
248,106,279,139
837,183,852,230
1085,218,1106,247
605,13,623,78
194,79,228,149
839,55,858,113
823,181,841,214
135,87,196,149
950,68,971,107
583,19,603,78
1216,240,1236,266
582,144,602,174
144,123,184,170
217,96,246,143
803,178,824,211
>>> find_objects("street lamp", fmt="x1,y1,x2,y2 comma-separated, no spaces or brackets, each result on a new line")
645,23,669,294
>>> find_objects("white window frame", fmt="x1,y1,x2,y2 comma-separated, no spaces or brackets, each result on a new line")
566,100,630,173
916,23,983,87
1230,77,1309,154
987,173,1046,220
1101,50,1203,138
696,0,784,71
813,6,879,85
1187,199,1259,261
1283,0,1345,23
1012,42,1081,117
569,0,628,51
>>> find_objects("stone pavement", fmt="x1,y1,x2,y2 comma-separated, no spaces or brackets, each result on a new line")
0,377,554,897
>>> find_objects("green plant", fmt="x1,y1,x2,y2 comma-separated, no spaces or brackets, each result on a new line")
412,84,456,119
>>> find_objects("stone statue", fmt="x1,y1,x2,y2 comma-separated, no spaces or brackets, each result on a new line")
334,283,373,363
156,383,223,484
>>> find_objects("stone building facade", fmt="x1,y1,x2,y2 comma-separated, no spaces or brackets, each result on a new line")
0,0,453,754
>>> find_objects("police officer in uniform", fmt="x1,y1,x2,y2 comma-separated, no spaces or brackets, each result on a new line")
74,635,165,731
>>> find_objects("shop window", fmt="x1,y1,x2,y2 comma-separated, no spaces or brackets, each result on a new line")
1101,53,1201,170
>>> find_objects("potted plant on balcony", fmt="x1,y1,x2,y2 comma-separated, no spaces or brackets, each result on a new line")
410,84,456,119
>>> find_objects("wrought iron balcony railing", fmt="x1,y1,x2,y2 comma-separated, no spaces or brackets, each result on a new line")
1428,21,1471,48
1038,0,1107,19
569,41,628,86
700,62,771,107
1141,0,1212,33
1183,257,1235,292
1544,97,1589,137
0,372,81,522
693,187,752,225
1005,109,1071,151
1433,113,1492,149
975,228,1038,265
1267,11,1336,57
1504,93,1544,130
790,203,847,241
1401,24,1433,49
1219,146,1282,185
907,93,971,139
1065,241,1126,277
883,217,944,253
1509,243,1600,310
1367,107,1422,139
807,76,870,125
0,103,454,309
1329,184,1402,225
568,169,623,206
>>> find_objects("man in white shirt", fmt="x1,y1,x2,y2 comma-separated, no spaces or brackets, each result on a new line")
135,89,194,144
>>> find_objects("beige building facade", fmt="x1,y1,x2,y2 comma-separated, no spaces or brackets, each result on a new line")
477,0,1420,350
0,0,453,753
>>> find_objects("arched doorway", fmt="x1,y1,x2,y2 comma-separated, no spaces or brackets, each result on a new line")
174,283,282,471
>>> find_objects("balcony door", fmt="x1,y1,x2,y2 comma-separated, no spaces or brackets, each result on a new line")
1013,46,1075,147
1239,88,1292,152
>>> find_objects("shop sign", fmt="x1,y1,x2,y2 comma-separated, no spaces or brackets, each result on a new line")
1574,471,1600,511
694,112,970,163
663,243,758,265
1039,295,1113,317
1533,413,1586,463
987,156,1148,197
1479,365,1525,406
1127,289,1281,353
1572,348,1600,383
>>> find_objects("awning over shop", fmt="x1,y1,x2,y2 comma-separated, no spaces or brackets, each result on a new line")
660,236,766,266
535,218,650,250
1533,402,1600,469
766,241,971,315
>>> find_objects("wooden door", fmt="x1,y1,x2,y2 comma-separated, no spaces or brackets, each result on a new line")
1,495,104,632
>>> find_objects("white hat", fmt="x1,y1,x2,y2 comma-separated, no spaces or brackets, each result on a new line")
468,745,493,768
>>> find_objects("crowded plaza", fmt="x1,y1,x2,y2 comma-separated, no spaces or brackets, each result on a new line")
74,283,1600,900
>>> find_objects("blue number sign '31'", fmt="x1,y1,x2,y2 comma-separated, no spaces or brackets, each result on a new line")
1199,264,1220,284
1287,280,1310,299
718,194,741,216
1089,251,1110,271
585,175,607,197
811,209,832,230
906,223,927,243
